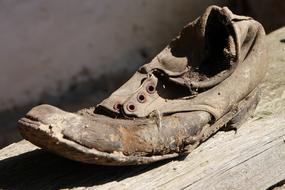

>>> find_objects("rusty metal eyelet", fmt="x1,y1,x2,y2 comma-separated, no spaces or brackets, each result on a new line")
113,102,122,111
137,92,146,103
126,102,136,112
146,83,156,94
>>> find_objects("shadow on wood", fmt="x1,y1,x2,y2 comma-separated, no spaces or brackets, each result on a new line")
0,148,184,189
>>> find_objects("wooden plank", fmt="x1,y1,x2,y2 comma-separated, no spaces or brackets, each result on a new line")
0,27,285,190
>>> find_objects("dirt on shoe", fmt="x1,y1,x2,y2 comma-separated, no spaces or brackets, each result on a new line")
18,5,267,165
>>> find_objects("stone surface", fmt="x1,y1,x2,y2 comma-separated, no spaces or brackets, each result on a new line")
0,27,284,190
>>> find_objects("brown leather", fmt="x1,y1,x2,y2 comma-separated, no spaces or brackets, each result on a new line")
18,5,267,165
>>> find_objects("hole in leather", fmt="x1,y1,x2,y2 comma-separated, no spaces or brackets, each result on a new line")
127,103,136,112
146,83,155,94
137,94,146,103
113,102,122,110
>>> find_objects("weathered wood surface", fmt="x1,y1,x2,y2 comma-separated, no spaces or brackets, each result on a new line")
0,27,285,190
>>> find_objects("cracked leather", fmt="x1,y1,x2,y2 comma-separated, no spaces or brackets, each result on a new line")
18,5,267,162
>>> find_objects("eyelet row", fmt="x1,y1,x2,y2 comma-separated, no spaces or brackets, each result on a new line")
113,82,156,113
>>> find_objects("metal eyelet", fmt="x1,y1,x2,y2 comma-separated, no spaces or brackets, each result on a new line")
126,102,136,112
137,92,146,103
146,83,156,94
113,102,121,111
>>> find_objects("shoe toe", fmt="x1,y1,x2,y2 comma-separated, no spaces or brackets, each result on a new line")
62,118,124,153
25,104,67,124
23,104,124,153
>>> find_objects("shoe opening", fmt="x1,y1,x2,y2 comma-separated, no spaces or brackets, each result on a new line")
169,8,237,79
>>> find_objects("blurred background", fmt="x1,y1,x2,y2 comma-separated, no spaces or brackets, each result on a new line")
0,0,285,148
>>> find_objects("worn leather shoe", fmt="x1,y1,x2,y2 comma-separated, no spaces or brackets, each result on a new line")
18,6,267,165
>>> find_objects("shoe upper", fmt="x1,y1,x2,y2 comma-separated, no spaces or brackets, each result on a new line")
97,5,266,121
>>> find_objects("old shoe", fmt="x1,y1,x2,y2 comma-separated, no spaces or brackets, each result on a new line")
18,6,267,165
